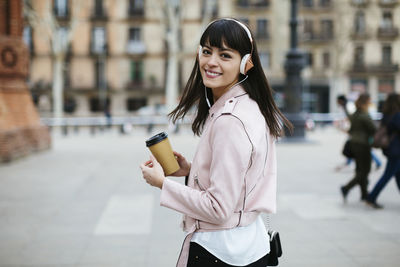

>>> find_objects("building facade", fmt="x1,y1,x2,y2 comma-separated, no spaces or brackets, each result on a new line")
24,0,400,117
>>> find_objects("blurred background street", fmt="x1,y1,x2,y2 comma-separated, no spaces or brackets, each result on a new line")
0,126,399,267
1,0,400,266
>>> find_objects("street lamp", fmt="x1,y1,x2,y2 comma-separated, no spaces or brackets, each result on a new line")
284,0,306,139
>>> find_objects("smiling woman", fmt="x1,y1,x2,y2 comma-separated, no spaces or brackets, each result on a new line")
199,44,242,100
140,18,292,267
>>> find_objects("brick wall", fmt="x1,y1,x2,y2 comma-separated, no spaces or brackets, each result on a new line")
0,0,51,163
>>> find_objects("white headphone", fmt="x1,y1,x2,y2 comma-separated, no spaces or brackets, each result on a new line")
198,18,254,75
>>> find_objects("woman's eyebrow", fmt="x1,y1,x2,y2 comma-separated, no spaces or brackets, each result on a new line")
219,47,234,52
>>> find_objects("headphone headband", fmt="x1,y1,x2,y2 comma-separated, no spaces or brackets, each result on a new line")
204,18,253,47
199,18,254,75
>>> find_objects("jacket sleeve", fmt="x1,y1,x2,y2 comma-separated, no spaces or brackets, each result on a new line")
364,115,377,136
160,115,252,224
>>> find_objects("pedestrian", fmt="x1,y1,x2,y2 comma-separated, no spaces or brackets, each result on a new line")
335,94,382,171
340,93,376,202
366,93,400,209
140,18,292,267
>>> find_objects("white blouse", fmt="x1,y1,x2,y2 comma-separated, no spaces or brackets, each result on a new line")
191,215,270,266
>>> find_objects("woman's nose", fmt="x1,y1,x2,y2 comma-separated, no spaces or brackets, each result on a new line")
206,54,218,66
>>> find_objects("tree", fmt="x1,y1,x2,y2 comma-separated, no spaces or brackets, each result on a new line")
23,0,82,120
149,0,217,113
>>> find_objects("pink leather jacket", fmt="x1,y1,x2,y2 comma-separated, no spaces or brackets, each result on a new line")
160,85,277,266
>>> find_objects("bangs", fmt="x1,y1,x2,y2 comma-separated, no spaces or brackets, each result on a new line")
200,20,251,57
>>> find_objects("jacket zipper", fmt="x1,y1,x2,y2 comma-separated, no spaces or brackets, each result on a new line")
194,175,205,190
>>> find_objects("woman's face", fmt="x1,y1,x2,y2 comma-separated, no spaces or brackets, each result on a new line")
199,42,242,99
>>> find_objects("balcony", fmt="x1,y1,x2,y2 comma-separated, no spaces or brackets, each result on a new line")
300,32,334,43
350,0,370,7
377,27,399,39
126,41,146,55
378,0,399,7
237,0,270,8
91,11,108,21
351,29,371,40
349,63,399,74
128,8,144,18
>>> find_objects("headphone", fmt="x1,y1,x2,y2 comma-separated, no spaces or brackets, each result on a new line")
198,18,254,75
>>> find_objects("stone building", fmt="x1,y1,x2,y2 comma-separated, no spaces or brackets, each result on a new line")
24,0,400,117
0,0,50,162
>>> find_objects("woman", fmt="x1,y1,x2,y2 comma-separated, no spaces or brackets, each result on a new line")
366,93,400,209
140,18,292,267
340,94,376,202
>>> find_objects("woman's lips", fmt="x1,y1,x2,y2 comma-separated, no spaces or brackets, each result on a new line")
205,69,222,78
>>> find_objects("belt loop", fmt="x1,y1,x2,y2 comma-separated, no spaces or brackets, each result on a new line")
195,220,200,230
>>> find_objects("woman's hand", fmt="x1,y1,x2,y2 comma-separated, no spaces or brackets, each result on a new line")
170,151,191,177
140,155,165,189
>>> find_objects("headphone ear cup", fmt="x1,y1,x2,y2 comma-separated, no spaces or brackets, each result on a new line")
240,54,254,75
198,45,203,60
245,58,254,74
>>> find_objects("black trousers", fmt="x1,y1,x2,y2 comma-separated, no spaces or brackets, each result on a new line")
343,142,372,199
187,242,270,267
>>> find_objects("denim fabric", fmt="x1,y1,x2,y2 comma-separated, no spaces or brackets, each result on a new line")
368,157,400,202
382,113,400,157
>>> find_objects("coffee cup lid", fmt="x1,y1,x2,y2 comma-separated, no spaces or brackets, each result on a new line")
146,132,168,147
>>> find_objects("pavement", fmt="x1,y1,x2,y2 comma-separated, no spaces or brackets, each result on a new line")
0,125,399,267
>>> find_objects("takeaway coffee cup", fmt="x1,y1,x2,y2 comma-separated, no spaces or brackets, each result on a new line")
145,132,180,175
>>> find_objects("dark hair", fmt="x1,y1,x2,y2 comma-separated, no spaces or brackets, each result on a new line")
355,93,370,110
337,95,347,102
382,93,400,116
169,18,293,137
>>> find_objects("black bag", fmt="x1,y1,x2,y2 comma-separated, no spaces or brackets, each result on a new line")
372,125,391,149
267,230,282,266
342,140,353,158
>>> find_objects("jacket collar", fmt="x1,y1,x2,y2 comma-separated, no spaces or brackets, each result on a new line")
208,84,247,114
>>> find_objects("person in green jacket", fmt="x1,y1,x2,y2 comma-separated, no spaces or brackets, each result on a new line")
341,93,377,202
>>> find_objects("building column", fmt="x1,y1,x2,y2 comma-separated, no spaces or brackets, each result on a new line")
395,73,400,93
369,76,378,108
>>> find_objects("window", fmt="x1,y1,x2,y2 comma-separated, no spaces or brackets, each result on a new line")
95,59,106,88
303,0,313,7
351,79,367,93
381,11,393,29
92,27,106,54
320,0,331,7
130,61,144,84
94,0,105,17
90,97,110,112
201,0,218,17
303,20,314,39
238,0,249,7
53,0,68,17
323,52,330,67
354,46,364,65
382,45,392,64
127,27,146,54
57,27,69,51
129,0,144,16
239,18,249,27
320,19,333,39
354,11,366,34
129,28,141,42
305,52,313,66
259,52,270,69
23,26,33,51
256,19,269,39
127,98,147,111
